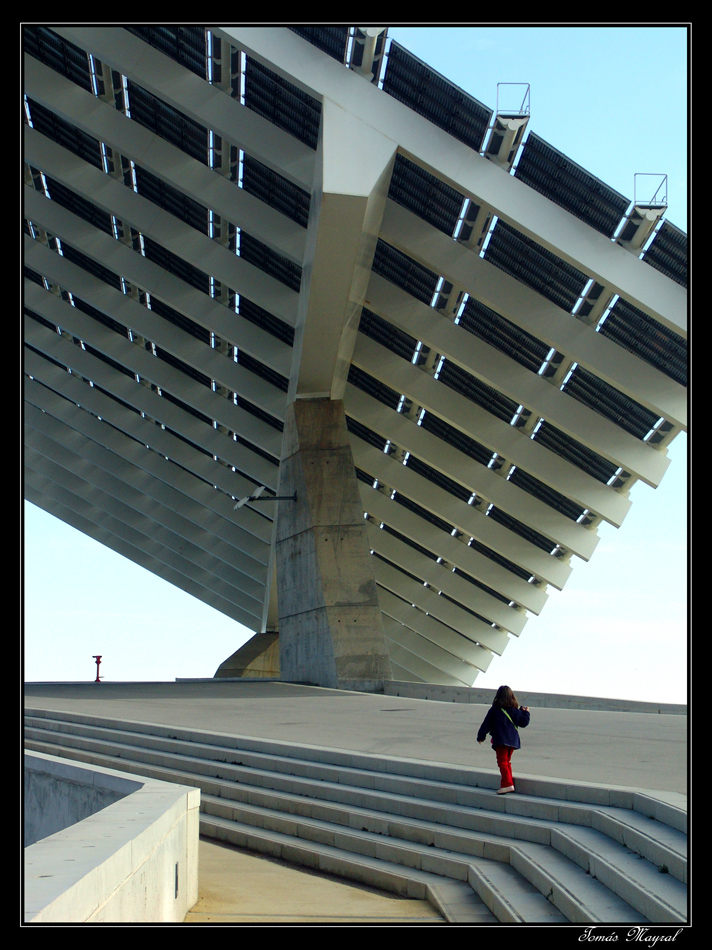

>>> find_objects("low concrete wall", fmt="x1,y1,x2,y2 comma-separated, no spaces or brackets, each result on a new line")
24,752,200,923
384,681,687,715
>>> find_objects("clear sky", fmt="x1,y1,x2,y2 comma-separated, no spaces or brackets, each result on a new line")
22,24,689,702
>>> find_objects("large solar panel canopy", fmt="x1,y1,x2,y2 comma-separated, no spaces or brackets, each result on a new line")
23,25,687,690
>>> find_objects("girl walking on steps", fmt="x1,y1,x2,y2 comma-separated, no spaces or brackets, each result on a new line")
477,686,530,794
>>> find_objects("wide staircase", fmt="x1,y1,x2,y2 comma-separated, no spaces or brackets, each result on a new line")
24,706,687,925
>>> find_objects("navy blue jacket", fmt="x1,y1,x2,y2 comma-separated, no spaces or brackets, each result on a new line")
477,705,530,749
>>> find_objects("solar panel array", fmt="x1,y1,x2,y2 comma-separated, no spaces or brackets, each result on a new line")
23,26,687,688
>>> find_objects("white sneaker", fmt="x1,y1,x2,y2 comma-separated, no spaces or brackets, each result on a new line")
496,785,515,794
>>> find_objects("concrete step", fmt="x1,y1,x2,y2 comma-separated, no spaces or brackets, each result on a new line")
24,735,495,923
24,710,687,924
24,712,687,879
199,812,498,924
22,734,637,924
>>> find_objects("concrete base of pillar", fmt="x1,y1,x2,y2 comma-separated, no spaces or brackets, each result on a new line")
275,398,393,692
214,631,280,679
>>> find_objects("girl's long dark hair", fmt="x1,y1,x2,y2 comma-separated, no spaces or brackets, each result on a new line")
493,685,519,709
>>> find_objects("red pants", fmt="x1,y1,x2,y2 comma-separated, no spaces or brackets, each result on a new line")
494,745,514,788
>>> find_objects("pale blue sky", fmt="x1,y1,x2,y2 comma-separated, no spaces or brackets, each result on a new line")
23,25,689,701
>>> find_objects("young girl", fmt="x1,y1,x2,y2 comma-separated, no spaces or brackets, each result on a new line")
477,686,530,794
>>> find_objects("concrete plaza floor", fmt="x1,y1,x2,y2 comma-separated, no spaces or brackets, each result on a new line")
24,680,688,924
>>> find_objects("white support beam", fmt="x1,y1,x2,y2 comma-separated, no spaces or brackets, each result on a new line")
379,202,688,430
24,131,300,329
364,272,672,487
381,614,483,685
24,335,279,492
382,617,479,686
373,560,511,655
361,483,548,614
24,261,288,424
290,99,397,398
352,436,571,590
24,55,307,266
25,398,271,573
25,433,267,605
345,383,600,561
352,333,631,526
24,368,274,544
25,280,283,459
366,521,526,634
25,233,293,378
24,186,299,331
378,587,494,672
214,26,686,335
52,26,316,190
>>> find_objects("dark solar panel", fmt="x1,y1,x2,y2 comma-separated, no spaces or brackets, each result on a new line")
507,466,586,522
127,81,209,166
359,308,419,362
419,411,494,467
598,298,687,387
437,359,521,424
235,395,284,432
289,26,349,63
346,416,389,453
241,154,311,228
560,365,660,440
642,220,688,288
125,27,207,80
25,98,104,170
237,296,295,347
382,41,492,152
468,534,533,581
56,242,122,292
134,165,209,235
393,491,455,535
24,266,46,288
458,296,551,373
388,154,464,236
239,232,302,292
155,345,212,388
42,177,114,236
452,566,512,605
380,523,439,562
142,236,211,295
83,340,138,379
237,350,289,393
347,364,402,411
72,293,131,339
483,220,588,312
372,240,439,305
531,421,620,484
514,133,630,237
404,454,473,504
160,388,213,426
486,505,559,555
244,57,321,150
23,26,93,93
149,296,210,345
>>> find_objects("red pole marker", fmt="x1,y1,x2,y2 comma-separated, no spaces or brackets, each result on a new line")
92,655,103,683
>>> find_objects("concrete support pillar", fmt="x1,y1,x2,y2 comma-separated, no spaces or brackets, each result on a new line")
214,632,279,678
275,397,393,692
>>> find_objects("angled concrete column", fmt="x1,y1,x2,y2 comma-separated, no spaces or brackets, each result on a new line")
275,397,392,692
